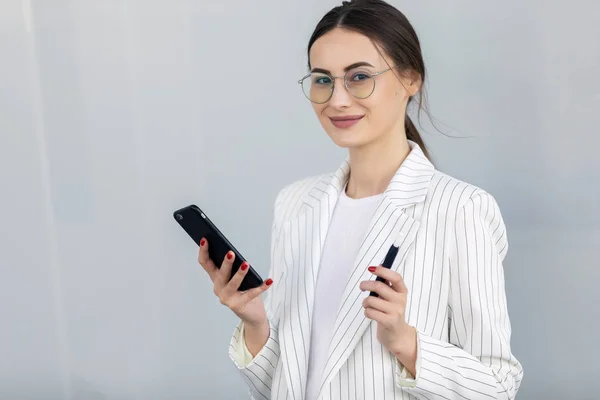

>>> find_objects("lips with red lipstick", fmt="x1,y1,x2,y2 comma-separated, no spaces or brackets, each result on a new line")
329,115,364,129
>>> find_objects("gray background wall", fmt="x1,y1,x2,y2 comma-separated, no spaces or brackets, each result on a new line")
1,0,598,399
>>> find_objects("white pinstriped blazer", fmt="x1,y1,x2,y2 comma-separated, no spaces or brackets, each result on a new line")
229,141,523,400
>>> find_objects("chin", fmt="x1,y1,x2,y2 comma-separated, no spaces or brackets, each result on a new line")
326,129,370,149
321,118,374,149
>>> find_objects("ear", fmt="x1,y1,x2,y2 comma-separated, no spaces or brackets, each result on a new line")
404,71,422,97
395,70,422,98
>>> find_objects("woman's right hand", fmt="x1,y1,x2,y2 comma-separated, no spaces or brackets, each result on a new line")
197,237,273,328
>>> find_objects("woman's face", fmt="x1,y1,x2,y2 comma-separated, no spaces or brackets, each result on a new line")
307,28,418,150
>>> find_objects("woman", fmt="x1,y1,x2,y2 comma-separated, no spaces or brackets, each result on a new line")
198,1,523,399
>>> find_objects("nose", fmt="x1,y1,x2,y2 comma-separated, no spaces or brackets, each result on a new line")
328,78,353,108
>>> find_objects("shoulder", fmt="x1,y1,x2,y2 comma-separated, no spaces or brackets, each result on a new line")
427,170,508,256
427,170,503,215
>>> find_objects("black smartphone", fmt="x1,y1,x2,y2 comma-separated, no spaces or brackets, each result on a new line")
173,204,263,291
369,244,399,297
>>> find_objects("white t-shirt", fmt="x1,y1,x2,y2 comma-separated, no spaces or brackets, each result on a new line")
305,188,384,400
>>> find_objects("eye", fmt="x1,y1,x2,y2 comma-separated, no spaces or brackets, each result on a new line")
350,72,371,81
314,75,332,85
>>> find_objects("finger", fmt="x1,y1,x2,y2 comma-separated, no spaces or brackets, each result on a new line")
362,295,398,314
221,261,250,296
240,278,274,303
198,238,218,280
218,250,235,285
360,280,398,300
364,307,389,323
368,265,408,293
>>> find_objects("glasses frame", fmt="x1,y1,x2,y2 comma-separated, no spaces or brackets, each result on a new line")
297,66,395,104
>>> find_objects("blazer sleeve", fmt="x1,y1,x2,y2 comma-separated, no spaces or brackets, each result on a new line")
397,191,524,399
227,187,287,400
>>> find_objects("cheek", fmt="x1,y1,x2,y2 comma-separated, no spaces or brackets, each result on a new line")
362,93,397,120
377,84,407,113
361,92,405,131
312,103,327,118
380,77,409,105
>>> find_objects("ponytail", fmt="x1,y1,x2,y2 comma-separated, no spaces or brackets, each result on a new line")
405,114,430,160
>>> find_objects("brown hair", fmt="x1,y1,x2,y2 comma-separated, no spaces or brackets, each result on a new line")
307,0,431,159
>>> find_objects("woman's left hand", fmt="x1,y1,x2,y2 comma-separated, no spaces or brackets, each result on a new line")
359,265,418,374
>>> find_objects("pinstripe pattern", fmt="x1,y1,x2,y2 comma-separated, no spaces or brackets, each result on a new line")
229,141,523,399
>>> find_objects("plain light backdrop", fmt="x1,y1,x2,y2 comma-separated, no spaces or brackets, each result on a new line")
1,0,599,399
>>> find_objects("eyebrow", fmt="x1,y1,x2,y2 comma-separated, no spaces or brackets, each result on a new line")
311,61,375,75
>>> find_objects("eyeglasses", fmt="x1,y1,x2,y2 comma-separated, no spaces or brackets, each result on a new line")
297,66,395,104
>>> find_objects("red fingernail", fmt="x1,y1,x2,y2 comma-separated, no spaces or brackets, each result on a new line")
200,239,206,246
368,266,377,272
227,252,233,260
265,278,273,286
241,262,248,271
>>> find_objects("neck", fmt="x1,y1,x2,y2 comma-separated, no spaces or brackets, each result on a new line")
345,131,410,199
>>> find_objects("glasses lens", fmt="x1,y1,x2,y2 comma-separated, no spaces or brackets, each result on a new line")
302,73,333,103
345,69,375,99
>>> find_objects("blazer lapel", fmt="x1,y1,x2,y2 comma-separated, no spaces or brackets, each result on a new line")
316,142,435,399
279,160,350,400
